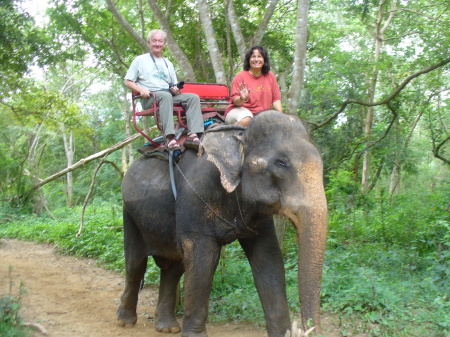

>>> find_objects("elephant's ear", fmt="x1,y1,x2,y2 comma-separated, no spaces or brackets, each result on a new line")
199,125,246,193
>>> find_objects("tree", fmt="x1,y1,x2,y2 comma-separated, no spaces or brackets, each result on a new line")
3,0,449,217
0,0,40,75
285,0,310,113
360,0,397,192
302,0,450,195
48,0,310,109
42,61,97,207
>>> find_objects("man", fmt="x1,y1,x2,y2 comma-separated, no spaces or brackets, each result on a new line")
124,29,204,150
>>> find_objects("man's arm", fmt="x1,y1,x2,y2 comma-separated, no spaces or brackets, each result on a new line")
124,80,151,98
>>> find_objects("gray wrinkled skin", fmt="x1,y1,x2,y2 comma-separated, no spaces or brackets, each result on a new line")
117,110,328,337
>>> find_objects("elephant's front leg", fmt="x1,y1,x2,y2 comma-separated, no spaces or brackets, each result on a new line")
180,237,221,337
239,229,291,337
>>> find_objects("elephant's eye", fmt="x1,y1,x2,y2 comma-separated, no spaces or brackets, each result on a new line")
275,159,287,167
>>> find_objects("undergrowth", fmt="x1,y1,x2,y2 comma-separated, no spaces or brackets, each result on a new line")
0,266,29,337
0,182,449,336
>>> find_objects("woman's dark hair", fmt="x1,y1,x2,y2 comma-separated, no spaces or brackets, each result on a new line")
244,45,270,74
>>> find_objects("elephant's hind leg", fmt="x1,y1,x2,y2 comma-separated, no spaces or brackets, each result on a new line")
154,257,184,333
117,212,148,326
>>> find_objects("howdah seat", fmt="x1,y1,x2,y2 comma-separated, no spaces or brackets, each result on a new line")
132,82,230,148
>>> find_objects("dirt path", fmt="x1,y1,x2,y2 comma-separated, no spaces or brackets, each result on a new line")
0,239,347,337
0,239,269,337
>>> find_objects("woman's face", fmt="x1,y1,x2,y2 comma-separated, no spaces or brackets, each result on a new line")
249,49,265,72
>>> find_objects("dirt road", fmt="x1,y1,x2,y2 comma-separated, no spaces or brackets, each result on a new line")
0,239,269,337
1,239,353,337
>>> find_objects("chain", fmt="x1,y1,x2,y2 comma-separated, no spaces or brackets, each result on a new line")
172,153,249,231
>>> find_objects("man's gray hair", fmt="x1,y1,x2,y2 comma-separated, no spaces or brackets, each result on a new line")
147,29,167,42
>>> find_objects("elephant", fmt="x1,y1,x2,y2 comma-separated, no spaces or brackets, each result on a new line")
117,110,328,337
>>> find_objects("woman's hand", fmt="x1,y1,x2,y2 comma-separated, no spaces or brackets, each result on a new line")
238,82,250,103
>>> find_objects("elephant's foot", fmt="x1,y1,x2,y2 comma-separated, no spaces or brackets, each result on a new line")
155,317,181,333
116,306,137,327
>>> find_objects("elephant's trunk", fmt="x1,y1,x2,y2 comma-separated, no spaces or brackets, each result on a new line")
297,204,327,332
282,159,328,332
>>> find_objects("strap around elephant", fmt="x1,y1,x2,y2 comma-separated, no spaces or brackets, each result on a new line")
168,151,177,200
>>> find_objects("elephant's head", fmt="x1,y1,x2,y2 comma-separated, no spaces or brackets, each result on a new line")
200,110,328,331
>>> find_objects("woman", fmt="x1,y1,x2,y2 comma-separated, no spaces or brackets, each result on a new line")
224,46,282,127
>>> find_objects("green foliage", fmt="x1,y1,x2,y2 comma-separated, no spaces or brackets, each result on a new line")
327,175,450,252
209,243,264,323
0,266,29,337
322,244,450,336
322,171,450,336
1,174,449,336
0,0,40,75
0,202,125,272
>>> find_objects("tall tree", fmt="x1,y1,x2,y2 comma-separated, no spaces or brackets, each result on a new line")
198,0,226,84
361,0,397,191
302,0,450,194
285,0,310,113
4,0,449,212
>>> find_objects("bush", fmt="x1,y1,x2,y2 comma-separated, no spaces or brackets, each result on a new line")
1,179,449,336
322,174,450,336
0,266,29,337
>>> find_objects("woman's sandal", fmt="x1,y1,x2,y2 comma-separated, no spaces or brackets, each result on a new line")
183,133,200,149
166,138,182,150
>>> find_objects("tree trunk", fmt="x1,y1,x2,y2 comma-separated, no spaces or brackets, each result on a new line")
224,0,246,61
361,0,396,192
389,93,426,198
389,160,401,198
122,90,134,172
106,0,149,52
26,124,49,214
274,215,287,249
225,0,280,63
198,0,227,84
107,0,197,81
62,128,75,207
23,131,147,199
137,0,145,38
285,0,309,113
147,0,197,81
249,0,280,47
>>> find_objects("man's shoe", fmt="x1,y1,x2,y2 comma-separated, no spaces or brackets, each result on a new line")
183,133,200,149
165,138,182,150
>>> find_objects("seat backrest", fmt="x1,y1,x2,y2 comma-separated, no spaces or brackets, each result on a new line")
181,82,229,101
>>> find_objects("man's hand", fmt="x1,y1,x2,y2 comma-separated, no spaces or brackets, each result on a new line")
139,88,151,98
170,86,181,96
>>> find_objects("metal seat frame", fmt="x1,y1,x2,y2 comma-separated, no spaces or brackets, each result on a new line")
132,82,230,147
